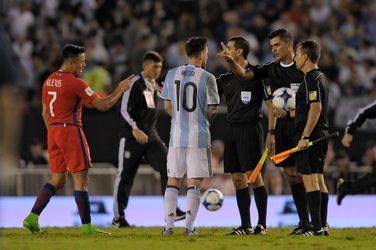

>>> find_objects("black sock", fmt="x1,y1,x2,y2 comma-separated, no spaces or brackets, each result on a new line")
306,190,322,231
74,190,91,224
321,192,329,227
31,183,56,215
253,186,268,227
235,186,251,228
290,182,310,227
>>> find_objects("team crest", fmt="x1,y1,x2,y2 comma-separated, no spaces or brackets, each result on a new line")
309,91,318,101
241,91,252,104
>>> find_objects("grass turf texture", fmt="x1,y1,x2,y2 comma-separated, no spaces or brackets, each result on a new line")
2,227,376,250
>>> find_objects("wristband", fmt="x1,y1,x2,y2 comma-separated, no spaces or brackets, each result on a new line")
268,129,275,135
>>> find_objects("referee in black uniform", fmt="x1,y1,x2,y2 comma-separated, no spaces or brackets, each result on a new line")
337,100,376,205
294,40,330,236
217,37,271,235
219,29,311,235
112,51,185,227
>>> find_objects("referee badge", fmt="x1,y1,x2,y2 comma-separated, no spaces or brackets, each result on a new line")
309,91,318,101
266,86,272,96
241,91,252,104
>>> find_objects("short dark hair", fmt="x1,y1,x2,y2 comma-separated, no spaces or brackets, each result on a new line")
297,40,321,64
268,29,293,43
62,44,85,60
185,37,207,57
229,36,250,59
142,51,163,63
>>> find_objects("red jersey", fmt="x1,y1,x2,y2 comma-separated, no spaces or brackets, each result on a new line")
42,70,97,126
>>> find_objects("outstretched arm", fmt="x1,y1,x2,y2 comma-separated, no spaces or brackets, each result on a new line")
342,100,376,147
217,42,255,79
90,74,135,111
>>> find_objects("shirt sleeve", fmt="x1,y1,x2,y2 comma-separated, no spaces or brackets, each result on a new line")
262,79,272,100
206,73,220,105
70,78,97,103
160,70,171,100
41,81,48,104
305,75,322,104
346,100,376,135
216,73,227,96
252,63,270,80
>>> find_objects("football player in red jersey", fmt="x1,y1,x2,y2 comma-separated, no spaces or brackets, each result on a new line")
23,44,134,235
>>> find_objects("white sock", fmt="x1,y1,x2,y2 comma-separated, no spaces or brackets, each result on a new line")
164,186,179,229
185,186,201,230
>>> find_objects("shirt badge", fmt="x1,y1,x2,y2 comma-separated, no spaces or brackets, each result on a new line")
85,87,94,96
309,91,318,101
266,86,272,96
241,91,252,104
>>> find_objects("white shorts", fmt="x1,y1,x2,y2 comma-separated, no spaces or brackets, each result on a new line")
167,147,212,178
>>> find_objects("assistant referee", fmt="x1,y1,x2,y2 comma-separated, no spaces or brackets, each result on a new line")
294,40,330,236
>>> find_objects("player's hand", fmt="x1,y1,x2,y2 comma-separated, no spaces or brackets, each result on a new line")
119,74,135,92
217,42,235,63
132,128,149,144
265,133,275,155
273,106,287,118
297,138,309,151
341,133,353,147
156,82,163,93
288,109,295,118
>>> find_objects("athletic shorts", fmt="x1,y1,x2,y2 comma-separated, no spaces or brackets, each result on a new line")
167,147,212,178
275,118,296,168
48,124,92,173
224,122,263,173
294,128,328,174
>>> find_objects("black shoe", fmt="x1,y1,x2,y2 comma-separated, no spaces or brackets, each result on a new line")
112,216,130,228
289,224,310,235
302,229,324,236
322,223,329,236
175,207,186,221
337,178,347,206
226,226,253,235
253,224,267,235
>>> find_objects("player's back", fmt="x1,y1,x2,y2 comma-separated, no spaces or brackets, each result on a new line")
42,70,95,126
161,65,219,148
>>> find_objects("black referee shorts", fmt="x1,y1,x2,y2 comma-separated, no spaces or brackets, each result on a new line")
275,118,296,167
224,122,264,173
294,128,328,174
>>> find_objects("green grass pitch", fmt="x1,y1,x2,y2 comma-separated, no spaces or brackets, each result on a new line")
2,227,376,250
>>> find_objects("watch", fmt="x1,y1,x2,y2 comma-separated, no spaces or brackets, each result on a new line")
268,129,275,135
301,136,309,140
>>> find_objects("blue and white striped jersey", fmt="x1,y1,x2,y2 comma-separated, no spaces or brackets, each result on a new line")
160,64,220,148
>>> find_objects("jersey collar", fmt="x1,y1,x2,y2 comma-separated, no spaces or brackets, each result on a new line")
279,61,294,67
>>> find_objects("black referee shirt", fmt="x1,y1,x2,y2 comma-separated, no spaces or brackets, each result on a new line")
253,61,304,98
295,69,329,130
217,64,268,125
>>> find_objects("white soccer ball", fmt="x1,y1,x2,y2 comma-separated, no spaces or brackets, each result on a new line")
272,87,295,111
202,188,224,211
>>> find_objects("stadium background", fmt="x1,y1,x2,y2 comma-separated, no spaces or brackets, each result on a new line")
1,0,376,228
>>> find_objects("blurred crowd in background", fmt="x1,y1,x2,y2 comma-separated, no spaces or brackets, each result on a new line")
2,0,376,195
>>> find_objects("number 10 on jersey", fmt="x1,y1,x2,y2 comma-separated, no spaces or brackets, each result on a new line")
174,80,197,112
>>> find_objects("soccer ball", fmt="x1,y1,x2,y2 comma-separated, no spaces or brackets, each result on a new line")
272,87,296,111
202,189,224,211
